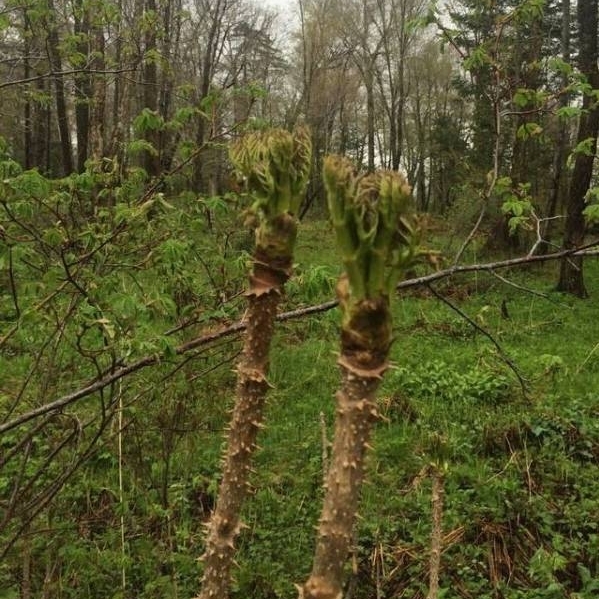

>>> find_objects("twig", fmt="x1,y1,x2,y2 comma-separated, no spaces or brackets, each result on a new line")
488,270,565,306
0,66,139,90
426,283,527,393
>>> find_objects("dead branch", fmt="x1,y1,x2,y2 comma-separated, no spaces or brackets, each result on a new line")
1,242,597,435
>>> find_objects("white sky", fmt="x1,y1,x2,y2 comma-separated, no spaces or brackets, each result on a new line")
262,0,297,10
258,0,301,43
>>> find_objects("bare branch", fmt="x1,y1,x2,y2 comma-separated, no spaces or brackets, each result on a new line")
0,67,139,90
489,270,564,305
2,242,597,435
426,283,527,393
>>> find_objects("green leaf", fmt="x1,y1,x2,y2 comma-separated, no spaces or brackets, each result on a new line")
583,204,599,225
0,13,10,31
133,108,165,133
572,137,596,157
567,137,596,168
548,57,573,76
513,89,533,108
516,122,543,139
127,139,158,157
42,226,65,247
463,46,491,71
556,106,581,119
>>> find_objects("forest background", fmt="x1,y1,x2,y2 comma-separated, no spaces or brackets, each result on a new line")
2,0,599,597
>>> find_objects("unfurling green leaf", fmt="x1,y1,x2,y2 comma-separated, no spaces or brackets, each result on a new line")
229,126,312,220
323,156,417,306
133,108,165,134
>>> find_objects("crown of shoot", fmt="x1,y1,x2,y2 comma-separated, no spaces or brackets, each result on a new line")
229,127,312,219
323,155,417,300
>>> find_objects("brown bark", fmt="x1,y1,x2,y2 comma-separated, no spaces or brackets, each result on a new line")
299,281,391,599
193,0,229,192
142,0,161,177
427,467,444,599
74,1,91,171
89,23,106,162
21,535,31,599
198,214,296,599
199,291,279,599
22,9,33,169
45,0,74,174
557,0,598,297
545,0,571,244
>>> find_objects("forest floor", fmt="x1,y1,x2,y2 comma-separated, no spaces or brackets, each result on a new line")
4,216,599,599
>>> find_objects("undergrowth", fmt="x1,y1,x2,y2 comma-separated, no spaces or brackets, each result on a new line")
2,212,599,598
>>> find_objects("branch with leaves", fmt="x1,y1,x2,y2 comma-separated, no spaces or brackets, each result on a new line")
2,242,598,437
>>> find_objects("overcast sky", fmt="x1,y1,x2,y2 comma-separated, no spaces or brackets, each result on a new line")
259,0,300,41
263,0,296,10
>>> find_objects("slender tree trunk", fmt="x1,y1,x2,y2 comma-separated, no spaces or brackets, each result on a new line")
142,0,161,176
366,67,375,173
45,0,74,175
193,0,227,192
543,0,571,252
74,0,91,171
23,10,33,169
199,288,281,599
89,20,106,161
21,534,31,599
159,0,182,171
557,0,598,297
32,78,50,170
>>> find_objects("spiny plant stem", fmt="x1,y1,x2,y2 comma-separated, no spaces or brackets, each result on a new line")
299,157,416,599
427,465,445,599
197,128,311,599
198,289,280,599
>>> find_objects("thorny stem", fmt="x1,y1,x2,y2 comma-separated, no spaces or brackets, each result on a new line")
197,128,311,599
427,466,445,599
300,159,414,599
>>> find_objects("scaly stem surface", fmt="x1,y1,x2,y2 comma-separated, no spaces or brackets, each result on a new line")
299,157,416,599
197,129,310,599
300,288,391,599
199,272,282,599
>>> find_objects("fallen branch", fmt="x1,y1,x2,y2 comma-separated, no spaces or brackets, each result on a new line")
2,243,598,435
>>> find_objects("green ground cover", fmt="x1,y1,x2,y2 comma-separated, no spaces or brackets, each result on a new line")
232,221,599,598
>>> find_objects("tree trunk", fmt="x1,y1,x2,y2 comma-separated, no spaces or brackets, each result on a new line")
366,67,375,173
557,0,598,297
45,0,74,175
89,22,106,162
32,78,51,171
142,0,161,177
543,0,571,253
193,0,227,192
73,1,91,171
22,9,33,169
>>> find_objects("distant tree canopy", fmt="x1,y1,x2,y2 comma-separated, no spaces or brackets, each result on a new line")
1,0,594,217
